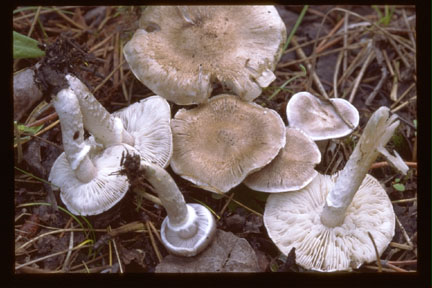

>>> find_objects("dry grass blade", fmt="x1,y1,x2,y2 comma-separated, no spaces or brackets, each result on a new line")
15,244,92,270
368,232,383,272
348,48,375,103
146,221,162,263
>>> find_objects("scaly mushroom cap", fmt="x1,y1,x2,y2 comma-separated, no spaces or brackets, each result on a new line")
286,92,359,141
113,96,173,168
49,144,138,216
171,94,286,193
264,173,395,272
123,6,287,105
244,127,321,192
161,203,217,257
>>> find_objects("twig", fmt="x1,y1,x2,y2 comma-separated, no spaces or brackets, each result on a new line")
59,216,73,238
392,198,416,204
146,221,162,263
133,186,163,206
348,49,375,103
88,32,114,53
51,6,87,31
16,228,107,252
147,221,162,244
370,161,416,170
332,51,344,98
395,215,414,248
14,122,23,163
27,6,41,37
365,65,388,105
292,37,328,98
93,59,124,93
219,192,235,217
390,61,399,102
390,82,416,109
111,236,123,273
61,230,74,271
389,242,413,250
15,244,91,270
368,232,382,272
343,13,349,74
107,221,146,237
316,17,345,53
391,96,416,113
388,259,417,266
120,41,129,103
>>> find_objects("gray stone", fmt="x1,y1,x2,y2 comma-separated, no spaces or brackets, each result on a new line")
155,230,261,273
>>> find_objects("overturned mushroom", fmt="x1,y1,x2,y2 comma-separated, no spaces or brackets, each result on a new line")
65,74,172,168
170,94,286,193
123,6,287,105
286,92,359,141
244,127,321,193
264,107,406,271
48,82,137,215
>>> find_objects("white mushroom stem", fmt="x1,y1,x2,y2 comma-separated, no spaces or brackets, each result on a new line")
52,86,97,183
140,160,195,235
320,107,401,228
65,74,135,147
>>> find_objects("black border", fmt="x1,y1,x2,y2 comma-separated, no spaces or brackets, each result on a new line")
6,0,430,287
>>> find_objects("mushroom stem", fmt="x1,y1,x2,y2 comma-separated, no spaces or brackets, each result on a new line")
52,86,97,183
140,161,189,227
320,107,400,227
65,74,135,148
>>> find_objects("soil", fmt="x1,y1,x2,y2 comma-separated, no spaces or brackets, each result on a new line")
13,5,418,275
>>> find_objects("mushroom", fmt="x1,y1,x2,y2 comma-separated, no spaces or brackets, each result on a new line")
121,152,216,257
170,94,286,193
244,127,321,193
123,6,287,105
286,91,359,141
65,74,172,168
264,107,406,271
48,82,137,215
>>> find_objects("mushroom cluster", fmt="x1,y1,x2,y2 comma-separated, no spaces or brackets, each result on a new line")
45,5,403,270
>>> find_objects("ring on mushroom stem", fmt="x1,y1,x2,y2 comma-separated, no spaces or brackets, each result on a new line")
49,82,138,216
65,74,173,168
264,106,406,272
137,160,216,257
123,6,287,105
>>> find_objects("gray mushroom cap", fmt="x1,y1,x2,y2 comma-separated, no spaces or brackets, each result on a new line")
170,94,286,193
49,143,138,216
123,6,287,105
161,203,217,257
244,127,321,193
286,92,359,141
264,173,396,272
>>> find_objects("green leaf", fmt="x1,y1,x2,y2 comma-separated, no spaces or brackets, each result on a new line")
13,31,45,59
393,183,405,192
17,123,43,134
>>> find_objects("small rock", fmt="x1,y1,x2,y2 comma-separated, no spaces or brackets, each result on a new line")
155,230,261,273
